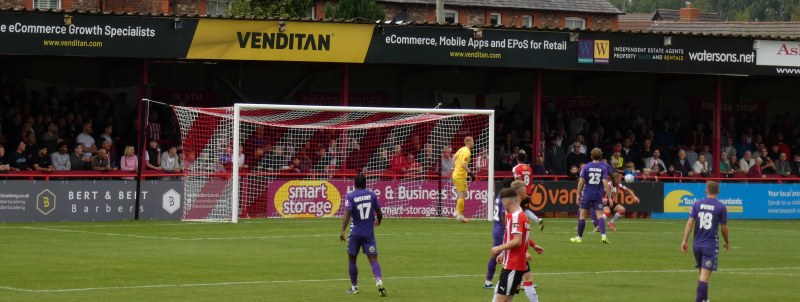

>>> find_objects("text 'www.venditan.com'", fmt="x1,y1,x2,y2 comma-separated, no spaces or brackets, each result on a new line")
42,39,103,47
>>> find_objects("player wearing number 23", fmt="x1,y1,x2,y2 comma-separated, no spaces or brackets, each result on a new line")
572,148,613,244
681,180,729,302
340,173,387,296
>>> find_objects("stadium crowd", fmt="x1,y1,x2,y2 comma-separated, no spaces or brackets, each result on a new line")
495,101,800,179
0,85,184,173
0,85,797,181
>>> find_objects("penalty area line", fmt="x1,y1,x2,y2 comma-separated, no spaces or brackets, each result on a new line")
3,267,799,293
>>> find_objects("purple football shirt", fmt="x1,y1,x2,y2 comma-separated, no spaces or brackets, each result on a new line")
492,195,506,236
689,198,728,248
344,189,381,238
580,162,610,199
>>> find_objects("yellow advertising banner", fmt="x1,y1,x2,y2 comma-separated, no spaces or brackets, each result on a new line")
186,19,373,63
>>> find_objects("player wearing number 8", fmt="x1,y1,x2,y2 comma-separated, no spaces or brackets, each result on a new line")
340,173,387,296
681,181,729,302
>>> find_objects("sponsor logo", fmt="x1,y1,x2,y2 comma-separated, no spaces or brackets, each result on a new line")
236,32,330,51
274,180,341,218
369,246,376,253
664,189,696,213
36,189,56,215
705,260,713,268
162,189,181,214
578,39,609,64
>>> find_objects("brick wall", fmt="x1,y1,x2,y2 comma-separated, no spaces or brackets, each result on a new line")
61,0,99,11
0,0,27,9
104,0,172,14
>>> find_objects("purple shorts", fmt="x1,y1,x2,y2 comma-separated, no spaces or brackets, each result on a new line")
492,231,504,247
580,196,604,211
693,245,719,271
347,235,378,256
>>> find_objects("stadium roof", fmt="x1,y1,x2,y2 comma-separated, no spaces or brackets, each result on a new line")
649,21,800,40
2,8,798,40
374,0,623,15
653,9,721,22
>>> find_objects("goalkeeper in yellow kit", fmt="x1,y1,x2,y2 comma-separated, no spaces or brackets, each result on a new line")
452,136,474,223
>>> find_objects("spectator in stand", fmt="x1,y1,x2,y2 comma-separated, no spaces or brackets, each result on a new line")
146,110,162,142
747,157,765,178
735,134,752,159
665,164,680,177
91,148,116,171
768,145,781,163
738,151,755,175
776,133,791,158
567,134,587,154
99,124,115,150
76,121,97,159
719,151,734,177
100,140,118,169
120,146,138,180
554,127,568,151
623,161,639,178
639,138,655,169
567,165,580,180
0,145,9,172
23,132,39,161
9,141,29,171
41,122,61,152
518,130,533,155
51,142,71,171
645,149,667,175
693,154,710,177
161,145,182,173
792,154,800,177
699,145,712,164
286,158,302,173
545,136,567,175
729,153,741,175
405,153,422,175
675,149,693,177
586,131,603,153
721,137,735,161
145,139,162,170
685,145,698,166
31,145,54,172
621,138,636,168
609,144,625,174
567,141,588,169
441,146,454,177
532,153,547,175
419,143,437,173
776,152,791,177
69,143,90,170
757,145,776,174
389,145,407,175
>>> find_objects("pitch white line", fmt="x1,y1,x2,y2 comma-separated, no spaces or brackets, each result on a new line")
2,267,798,293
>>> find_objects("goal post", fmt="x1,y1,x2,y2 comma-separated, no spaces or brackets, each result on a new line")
174,103,495,223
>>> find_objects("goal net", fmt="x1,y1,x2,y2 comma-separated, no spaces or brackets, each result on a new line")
172,103,494,223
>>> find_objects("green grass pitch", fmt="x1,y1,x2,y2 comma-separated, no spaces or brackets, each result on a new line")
1,218,797,301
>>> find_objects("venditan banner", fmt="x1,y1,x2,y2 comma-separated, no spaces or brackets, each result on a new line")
364,25,575,69
0,180,184,223
526,181,664,213
0,10,196,58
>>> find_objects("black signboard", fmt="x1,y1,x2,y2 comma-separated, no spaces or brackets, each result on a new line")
524,180,664,213
575,33,757,75
365,25,575,69
0,11,196,58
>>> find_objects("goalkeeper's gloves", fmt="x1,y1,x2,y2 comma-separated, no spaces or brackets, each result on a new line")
467,171,475,181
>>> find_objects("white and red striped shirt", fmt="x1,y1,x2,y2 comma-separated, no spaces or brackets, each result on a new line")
502,209,530,271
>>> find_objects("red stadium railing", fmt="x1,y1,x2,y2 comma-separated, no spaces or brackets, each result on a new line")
0,170,798,183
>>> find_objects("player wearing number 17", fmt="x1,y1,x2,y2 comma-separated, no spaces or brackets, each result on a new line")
681,181,729,302
340,173,387,297
452,136,475,223
572,148,613,244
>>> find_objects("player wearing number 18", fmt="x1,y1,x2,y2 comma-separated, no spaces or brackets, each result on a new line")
681,181,729,302
340,173,387,297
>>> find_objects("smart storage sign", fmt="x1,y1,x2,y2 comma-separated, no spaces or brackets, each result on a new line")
0,180,184,222
652,183,800,220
